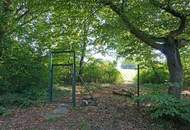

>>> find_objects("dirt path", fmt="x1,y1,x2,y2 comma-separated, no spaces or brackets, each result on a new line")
0,85,163,130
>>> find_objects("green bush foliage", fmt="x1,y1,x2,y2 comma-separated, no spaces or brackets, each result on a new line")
0,44,47,107
181,47,190,86
51,60,124,85
136,65,168,84
183,63,190,86
83,60,123,84
0,88,47,108
141,83,167,94
137,94,190,123
0,45,47,93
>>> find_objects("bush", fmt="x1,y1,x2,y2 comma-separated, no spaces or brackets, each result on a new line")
0,44,47,107
83,60,124,84
136,65,168,84
141,83,168,94
40,58,124,86
137,94,190,123
0,89,47,108
0,51,47,93
184,66,190,86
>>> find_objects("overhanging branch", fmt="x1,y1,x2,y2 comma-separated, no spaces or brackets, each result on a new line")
151,0,183,18
151,0,188,38
169,16,187,37
102,0,165,50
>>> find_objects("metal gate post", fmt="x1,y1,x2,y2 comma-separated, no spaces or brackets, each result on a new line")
72,51,76,107
137,64,140,106
48,52,53,102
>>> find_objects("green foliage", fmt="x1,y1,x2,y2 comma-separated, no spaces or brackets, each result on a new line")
181,46,190,86
0,0,189,110
53,66,72,85
0,106,7,115
80,120,90,130
53,59,125,85
0,106,11,117
135,65,168,84
137,94,190,123
0,88,47,108
0,43,47,107
46,116,60,123
141,83,167,94
0,44,47,93
83,60,123,84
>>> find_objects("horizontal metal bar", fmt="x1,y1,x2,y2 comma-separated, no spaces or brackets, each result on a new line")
52,63,73,67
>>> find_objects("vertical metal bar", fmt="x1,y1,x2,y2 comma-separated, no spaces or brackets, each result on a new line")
137,64,140,107
50,65,54,102
48,52,53,102
72,51,76,107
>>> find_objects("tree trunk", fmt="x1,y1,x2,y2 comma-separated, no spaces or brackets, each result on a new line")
79,22,88,77
79,42,87,76
163,42,183,98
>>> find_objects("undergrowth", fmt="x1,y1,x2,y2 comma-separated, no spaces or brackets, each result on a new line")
136,94,190,123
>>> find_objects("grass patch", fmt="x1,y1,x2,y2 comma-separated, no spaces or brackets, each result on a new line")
0,106,12,117
46,116,60,123
80,120,90,130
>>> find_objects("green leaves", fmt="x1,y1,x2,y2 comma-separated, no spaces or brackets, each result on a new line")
137,93,190,122
83,60,123,84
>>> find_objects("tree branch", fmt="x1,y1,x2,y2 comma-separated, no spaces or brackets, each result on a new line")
15,3,24,16
3,0,12,11
177,39,189,48
169,16,187,37
151,0,188,38
121,0,128,11
102,0,165,50
152,1,183,18
15,9,30,21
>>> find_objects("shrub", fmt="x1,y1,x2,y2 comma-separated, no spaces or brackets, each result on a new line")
136,65,168,84
0,44,47,107
140,83,168,94
0,89,47,108
0,46,47,93
184,67,190,86
83,60,124,84
136,94,190,123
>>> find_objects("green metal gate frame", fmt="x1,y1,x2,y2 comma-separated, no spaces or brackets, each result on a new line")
48,50,76,107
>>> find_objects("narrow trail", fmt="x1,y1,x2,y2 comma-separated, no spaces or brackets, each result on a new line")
0,84,162,130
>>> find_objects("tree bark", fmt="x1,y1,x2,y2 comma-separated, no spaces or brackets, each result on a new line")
162,41,183,98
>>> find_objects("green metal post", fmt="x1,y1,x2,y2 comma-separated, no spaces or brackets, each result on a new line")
48,52,53,102
137,64,140,107
72,51,76,107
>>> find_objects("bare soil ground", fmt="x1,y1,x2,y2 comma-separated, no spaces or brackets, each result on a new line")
0,84,185,130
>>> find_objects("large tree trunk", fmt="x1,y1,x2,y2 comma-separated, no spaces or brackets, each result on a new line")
163,42,183,98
